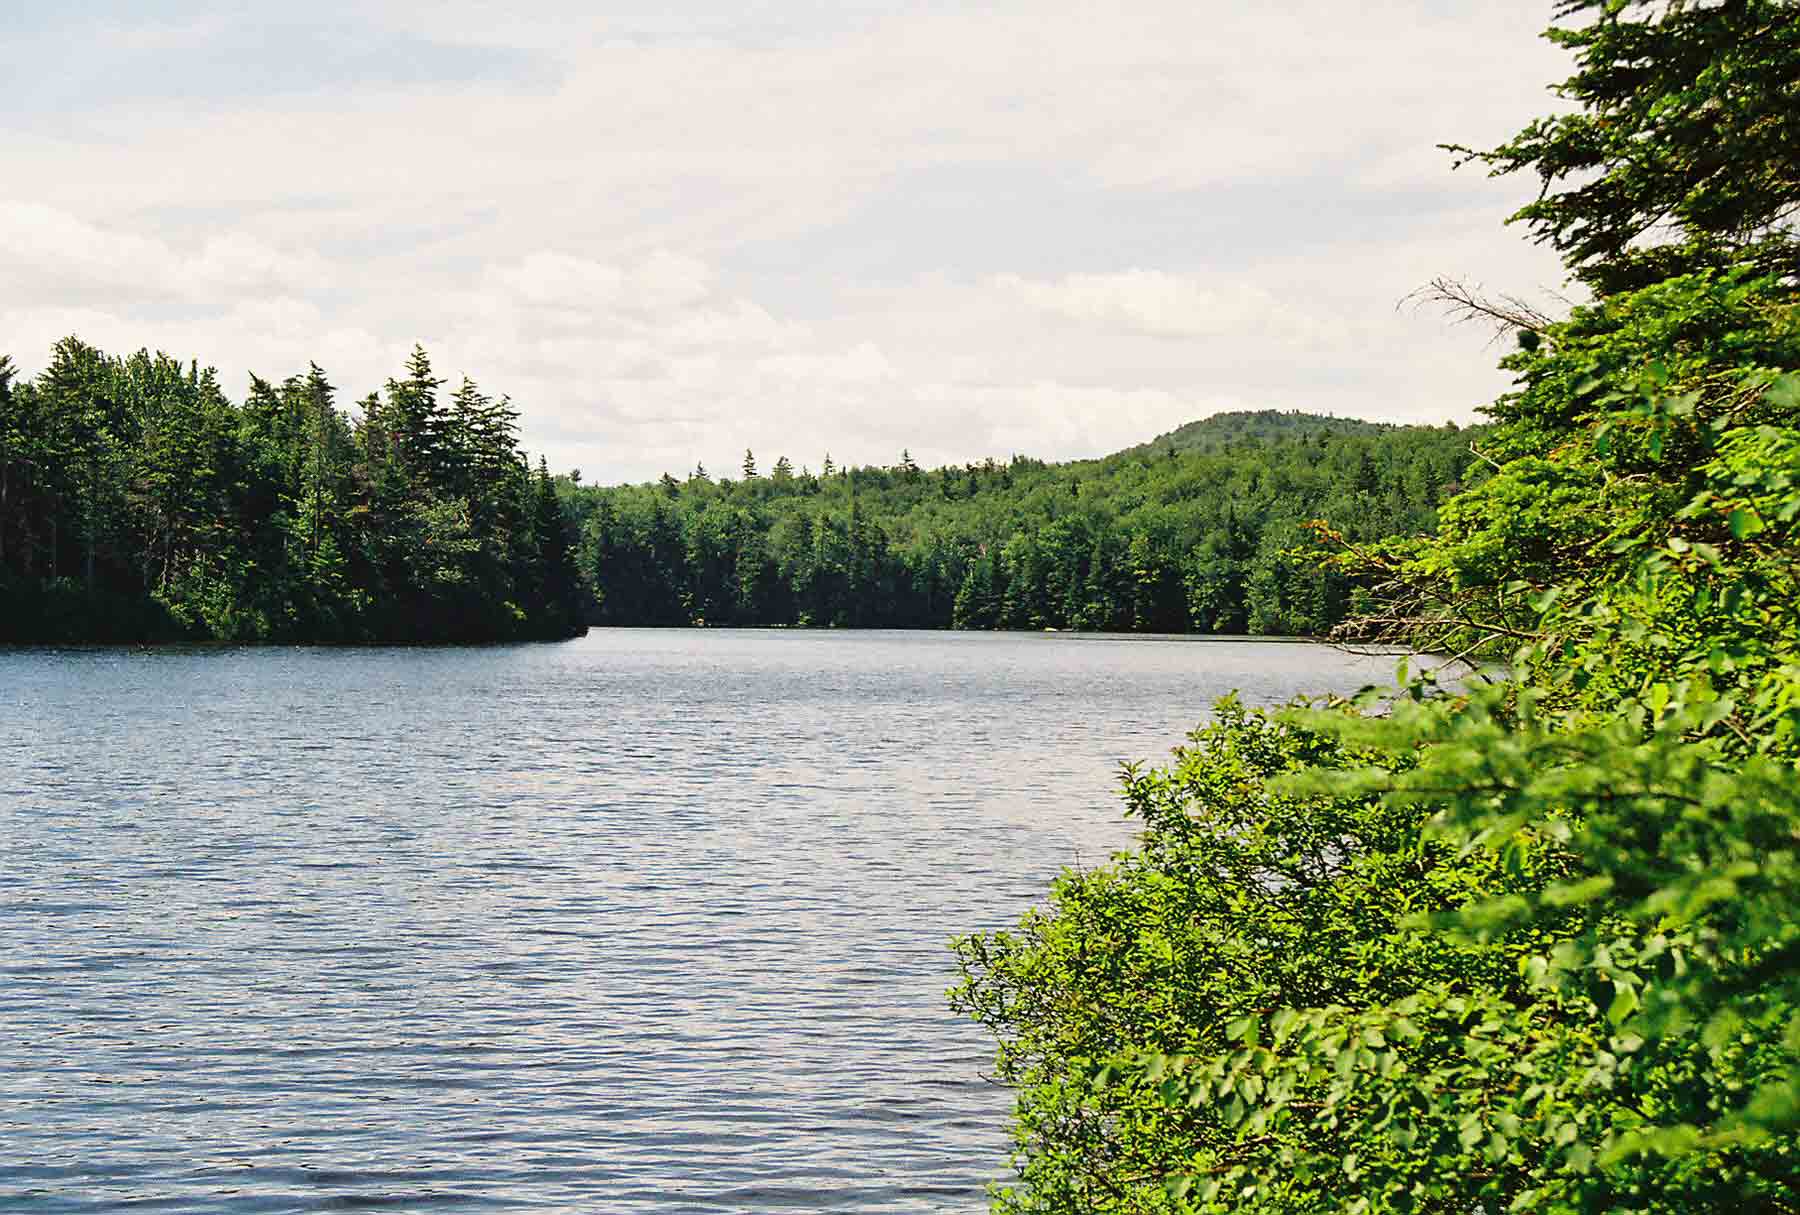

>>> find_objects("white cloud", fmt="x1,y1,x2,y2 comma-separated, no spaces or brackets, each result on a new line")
758,343,894,385
491,249,713,313
0,201,326,300
3,1,1579,481
993,270,1354,348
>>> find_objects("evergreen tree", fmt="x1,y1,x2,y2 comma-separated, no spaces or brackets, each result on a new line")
0,340,584,644
530,455,583,636
952,7,1800,1211
378,346,439,484
1455,0,1800,293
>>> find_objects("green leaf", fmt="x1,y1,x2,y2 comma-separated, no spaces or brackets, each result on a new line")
1608,981,1639,1026
1765,373,1800,411
1728,508,1764,539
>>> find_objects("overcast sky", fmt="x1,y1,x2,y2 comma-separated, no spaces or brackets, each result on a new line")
2,2,1575,483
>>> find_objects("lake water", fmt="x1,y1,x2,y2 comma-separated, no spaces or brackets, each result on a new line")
1,630,1410,1214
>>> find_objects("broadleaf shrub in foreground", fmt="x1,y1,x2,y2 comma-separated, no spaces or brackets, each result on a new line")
953,2,1800,1208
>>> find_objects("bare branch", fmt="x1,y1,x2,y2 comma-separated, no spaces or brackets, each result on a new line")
1402,276,1556,340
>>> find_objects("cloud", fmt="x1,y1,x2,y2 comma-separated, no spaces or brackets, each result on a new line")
0,201,327,300
758,343,894,385
491,250,713,313
2,1,1578,482
994,270,1352,348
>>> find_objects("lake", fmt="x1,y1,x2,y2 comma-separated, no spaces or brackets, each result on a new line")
0,630,1411,1213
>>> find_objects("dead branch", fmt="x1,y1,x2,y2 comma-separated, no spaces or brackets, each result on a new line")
1403,276,1555,339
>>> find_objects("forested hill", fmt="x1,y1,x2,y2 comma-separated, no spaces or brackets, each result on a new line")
0,340,585,644
1123,408,1400,457
563,411,1483,636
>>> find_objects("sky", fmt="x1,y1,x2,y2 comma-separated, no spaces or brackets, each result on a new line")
1,2,1576,484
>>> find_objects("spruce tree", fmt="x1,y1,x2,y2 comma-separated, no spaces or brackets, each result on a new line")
1456,0,1800,292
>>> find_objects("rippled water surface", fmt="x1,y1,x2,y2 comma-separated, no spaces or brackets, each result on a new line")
2,630,1407,1213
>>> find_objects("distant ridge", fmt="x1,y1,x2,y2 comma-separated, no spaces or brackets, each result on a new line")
1117,409,1424,460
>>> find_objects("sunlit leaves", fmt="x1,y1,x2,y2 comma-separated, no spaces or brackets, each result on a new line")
951,276,1800,1215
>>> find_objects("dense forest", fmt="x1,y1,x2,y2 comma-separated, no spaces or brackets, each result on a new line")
563,412,1480,636
953,2,1800,1213
0,343,584,642
1,329,1482,644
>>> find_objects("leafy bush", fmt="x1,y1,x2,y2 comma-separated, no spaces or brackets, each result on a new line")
953,3,1800,1209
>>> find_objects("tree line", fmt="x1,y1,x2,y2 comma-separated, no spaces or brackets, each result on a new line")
2,331,1481,646
0,342,584,642
565,411,1481,637
1,328,1481,646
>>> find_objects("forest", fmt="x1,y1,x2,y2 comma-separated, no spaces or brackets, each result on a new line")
561,411,1479,636
0,332,1482,644
0,343,584,643
951,1,1800,1212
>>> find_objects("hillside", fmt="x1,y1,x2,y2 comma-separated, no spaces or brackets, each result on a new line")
1118,408,1411,459
564,409,1484,635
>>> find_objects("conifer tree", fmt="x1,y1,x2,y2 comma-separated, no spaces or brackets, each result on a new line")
1456,0,1800,292
531,455,583,635
0,355,22,574
382,345,449,488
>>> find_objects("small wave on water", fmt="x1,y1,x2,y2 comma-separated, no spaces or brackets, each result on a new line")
1,630,1418,1213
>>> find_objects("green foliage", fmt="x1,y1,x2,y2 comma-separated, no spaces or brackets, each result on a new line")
1125,410,1417,459
950,697,1541,1212
1455,0,1800,294
0,339,586,643
953,6,1800,1211
955,585,1800,1212
1334,278,1800,734
566,411,1478,635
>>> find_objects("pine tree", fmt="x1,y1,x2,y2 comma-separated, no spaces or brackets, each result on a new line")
382,345,449,488
1454,0,1800,293
530,455,582,636
0,355,22,575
